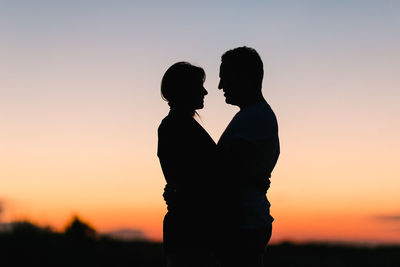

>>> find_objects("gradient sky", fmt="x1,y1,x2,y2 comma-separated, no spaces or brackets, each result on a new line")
1,1,400,243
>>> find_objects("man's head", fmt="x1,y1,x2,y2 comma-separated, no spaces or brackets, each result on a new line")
218,46,264,106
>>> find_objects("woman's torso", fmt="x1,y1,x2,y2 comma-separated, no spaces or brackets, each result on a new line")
157,110,218,251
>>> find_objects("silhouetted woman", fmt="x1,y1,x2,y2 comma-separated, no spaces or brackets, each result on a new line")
157,62,218,267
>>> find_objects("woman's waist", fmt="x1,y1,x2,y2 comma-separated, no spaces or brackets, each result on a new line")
166,197,213,212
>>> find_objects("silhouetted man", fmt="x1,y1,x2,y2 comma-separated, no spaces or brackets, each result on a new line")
215,46,280,267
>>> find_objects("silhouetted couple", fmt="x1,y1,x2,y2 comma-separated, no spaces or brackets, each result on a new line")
157,47,280,267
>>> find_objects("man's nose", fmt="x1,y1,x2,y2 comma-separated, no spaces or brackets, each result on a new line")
218,80,222,89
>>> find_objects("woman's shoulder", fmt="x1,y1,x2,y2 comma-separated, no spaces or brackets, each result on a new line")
158,113,191,136
158,115,172,135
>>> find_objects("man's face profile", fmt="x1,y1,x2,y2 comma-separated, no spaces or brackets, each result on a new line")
218,62,242,106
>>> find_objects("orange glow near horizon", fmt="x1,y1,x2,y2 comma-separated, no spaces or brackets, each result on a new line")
3,198,400,244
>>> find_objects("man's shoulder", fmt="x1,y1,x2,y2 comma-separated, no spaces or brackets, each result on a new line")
239,102,277,125
234,102,278,140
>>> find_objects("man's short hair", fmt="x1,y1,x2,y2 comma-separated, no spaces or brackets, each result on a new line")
221,46,264,89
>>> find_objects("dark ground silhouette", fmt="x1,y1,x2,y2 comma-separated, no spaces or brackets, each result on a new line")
0,219,399,267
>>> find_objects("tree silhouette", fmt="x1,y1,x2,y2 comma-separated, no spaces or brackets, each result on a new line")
64,216,96,240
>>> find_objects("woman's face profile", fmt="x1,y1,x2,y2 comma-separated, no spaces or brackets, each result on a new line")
186,79,208,110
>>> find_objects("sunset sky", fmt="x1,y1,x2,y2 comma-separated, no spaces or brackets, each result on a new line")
1,1,399,244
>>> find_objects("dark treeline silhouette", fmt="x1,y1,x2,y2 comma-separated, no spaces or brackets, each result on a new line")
0,218,399,267
0,217,163,267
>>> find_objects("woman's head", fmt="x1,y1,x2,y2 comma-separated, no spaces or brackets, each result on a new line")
161,62,207,112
